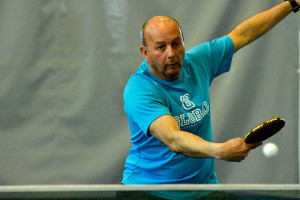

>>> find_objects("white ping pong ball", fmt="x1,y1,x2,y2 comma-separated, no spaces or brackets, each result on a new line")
263,142,278,157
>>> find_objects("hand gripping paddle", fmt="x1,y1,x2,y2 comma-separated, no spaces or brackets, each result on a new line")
244,117,285,144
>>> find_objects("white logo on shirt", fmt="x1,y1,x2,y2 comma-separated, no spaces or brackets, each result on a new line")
174,94,210,129
180,94,195,110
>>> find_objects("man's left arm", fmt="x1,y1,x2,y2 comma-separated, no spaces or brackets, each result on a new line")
227,1,298,53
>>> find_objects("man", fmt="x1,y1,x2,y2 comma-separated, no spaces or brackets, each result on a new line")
121,1,299,199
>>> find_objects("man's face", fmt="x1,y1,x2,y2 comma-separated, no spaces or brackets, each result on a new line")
140,17,185,81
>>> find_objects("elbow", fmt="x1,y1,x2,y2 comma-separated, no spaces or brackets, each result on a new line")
164,139,182,154
167,141,185,154
169,144,181,154
227,30,253,52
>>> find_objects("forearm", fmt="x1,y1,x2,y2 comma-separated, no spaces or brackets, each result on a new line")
165,129,222,159
149,115,219,158
164,130,262,162
149,115,259,162
228,1,292,52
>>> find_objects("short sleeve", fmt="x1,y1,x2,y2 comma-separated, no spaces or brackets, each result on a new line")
124,76,171,136
185,36,234,84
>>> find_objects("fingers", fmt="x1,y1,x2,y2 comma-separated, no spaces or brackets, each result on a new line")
232,141,262,162
230,140,259,162
228,151,248,162
220,138,262,162
246,141,263,149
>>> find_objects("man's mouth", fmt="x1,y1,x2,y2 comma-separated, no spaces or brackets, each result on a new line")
167,63,178,67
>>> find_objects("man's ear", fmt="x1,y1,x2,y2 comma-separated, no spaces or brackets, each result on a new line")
140,46,148,59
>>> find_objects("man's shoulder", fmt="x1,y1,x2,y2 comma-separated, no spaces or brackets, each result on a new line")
124,68,157,95
187,36,232,53
127,70,153,86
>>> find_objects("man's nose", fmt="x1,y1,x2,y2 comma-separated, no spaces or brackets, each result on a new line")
166,46,175,58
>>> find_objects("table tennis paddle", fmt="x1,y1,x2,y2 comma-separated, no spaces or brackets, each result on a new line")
244,117,285,144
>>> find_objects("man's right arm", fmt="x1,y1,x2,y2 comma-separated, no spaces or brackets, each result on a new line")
227,1,293,53
149,114,261,162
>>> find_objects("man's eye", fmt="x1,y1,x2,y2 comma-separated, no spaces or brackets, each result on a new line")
173,41,180,46
156,45,165,50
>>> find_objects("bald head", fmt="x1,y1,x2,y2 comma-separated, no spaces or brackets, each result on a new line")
140,16,184,47
139,16,185,81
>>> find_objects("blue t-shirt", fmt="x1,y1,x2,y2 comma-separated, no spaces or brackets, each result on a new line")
122,36,234,198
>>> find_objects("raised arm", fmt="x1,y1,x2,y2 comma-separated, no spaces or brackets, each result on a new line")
149,114,261,162
227,1,298,52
